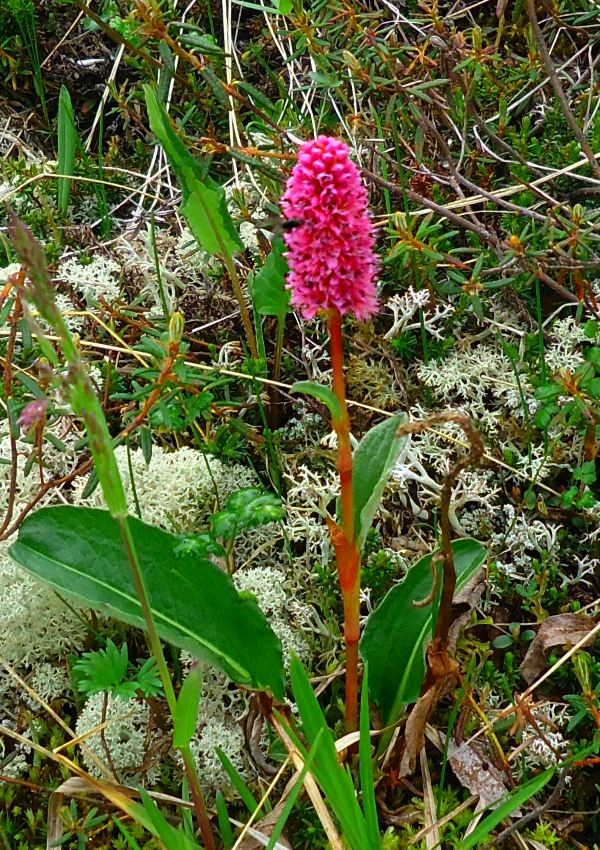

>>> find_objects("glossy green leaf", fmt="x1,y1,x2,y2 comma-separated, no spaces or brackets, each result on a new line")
360,538,487,726
290,381,343,424
172,664,203,748
458,766,555,850
352,414,407,552
9,506,284,697
251,239,290,319
57,85,76,215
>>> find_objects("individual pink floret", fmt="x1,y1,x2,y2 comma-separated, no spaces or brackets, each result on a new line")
281,136,378,321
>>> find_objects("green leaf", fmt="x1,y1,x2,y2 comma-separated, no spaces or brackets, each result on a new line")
9,506,284,697
290,381,343,424
181,176,244,257
172,664,203,748
73,639,129,696
359,666,379,848
288,656,379,850
215,792,234,850
232,0,291,13
458,767,555,850
216,748,260,814
57,85,76,215
131,790,203,850
492,634,514,650
251,240,290,319
211,488,285,541
144,86,243,256
352,414,408,552
360,539,487,727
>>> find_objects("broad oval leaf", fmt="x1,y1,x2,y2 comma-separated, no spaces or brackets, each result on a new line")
352,413,407,552
360,538,486,726
9,506,284,698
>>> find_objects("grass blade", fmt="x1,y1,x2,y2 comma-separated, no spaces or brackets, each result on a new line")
458,767,555,850
359,666,379,848
57,85,77,216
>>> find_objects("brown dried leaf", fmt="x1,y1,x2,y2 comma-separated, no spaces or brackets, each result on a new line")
446,739,510,810
426,728,514,814
420,747,440,850
520,614,597,685
400,686,440,777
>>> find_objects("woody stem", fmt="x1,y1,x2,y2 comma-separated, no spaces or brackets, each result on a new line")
328,309,361,732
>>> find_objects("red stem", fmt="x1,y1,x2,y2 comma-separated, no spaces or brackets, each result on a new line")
328,309,361,732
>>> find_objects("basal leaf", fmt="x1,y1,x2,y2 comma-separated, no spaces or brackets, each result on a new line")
289,657,376,850
9,506,284,697
360,538,486,726
172,664,203,748
57,85,76,215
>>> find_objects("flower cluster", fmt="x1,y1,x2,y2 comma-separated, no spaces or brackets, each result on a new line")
281,136,377,320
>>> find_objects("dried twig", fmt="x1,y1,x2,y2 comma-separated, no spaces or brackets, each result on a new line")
525,0,600,181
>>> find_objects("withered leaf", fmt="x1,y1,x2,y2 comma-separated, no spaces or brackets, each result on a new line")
520,614,597,685
426,728,512,812
400,685,441,777
446,738,509,810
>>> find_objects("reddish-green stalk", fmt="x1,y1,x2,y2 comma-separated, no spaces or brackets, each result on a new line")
328,309,361,732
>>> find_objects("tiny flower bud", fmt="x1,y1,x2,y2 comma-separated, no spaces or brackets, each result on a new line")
169,311,185,345
18,398,48,433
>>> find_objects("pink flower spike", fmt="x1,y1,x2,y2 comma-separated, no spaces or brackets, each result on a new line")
281,136,378,321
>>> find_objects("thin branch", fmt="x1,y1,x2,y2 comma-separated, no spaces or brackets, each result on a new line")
525,0,600,181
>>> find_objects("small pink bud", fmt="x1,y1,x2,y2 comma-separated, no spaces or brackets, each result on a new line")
18,398,48,432
281,136,378,321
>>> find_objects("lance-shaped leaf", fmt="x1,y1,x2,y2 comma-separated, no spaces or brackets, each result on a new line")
9,506,284,698
57,85,76,216
360,538,486,726
352,413,407,552
144,86,243,256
